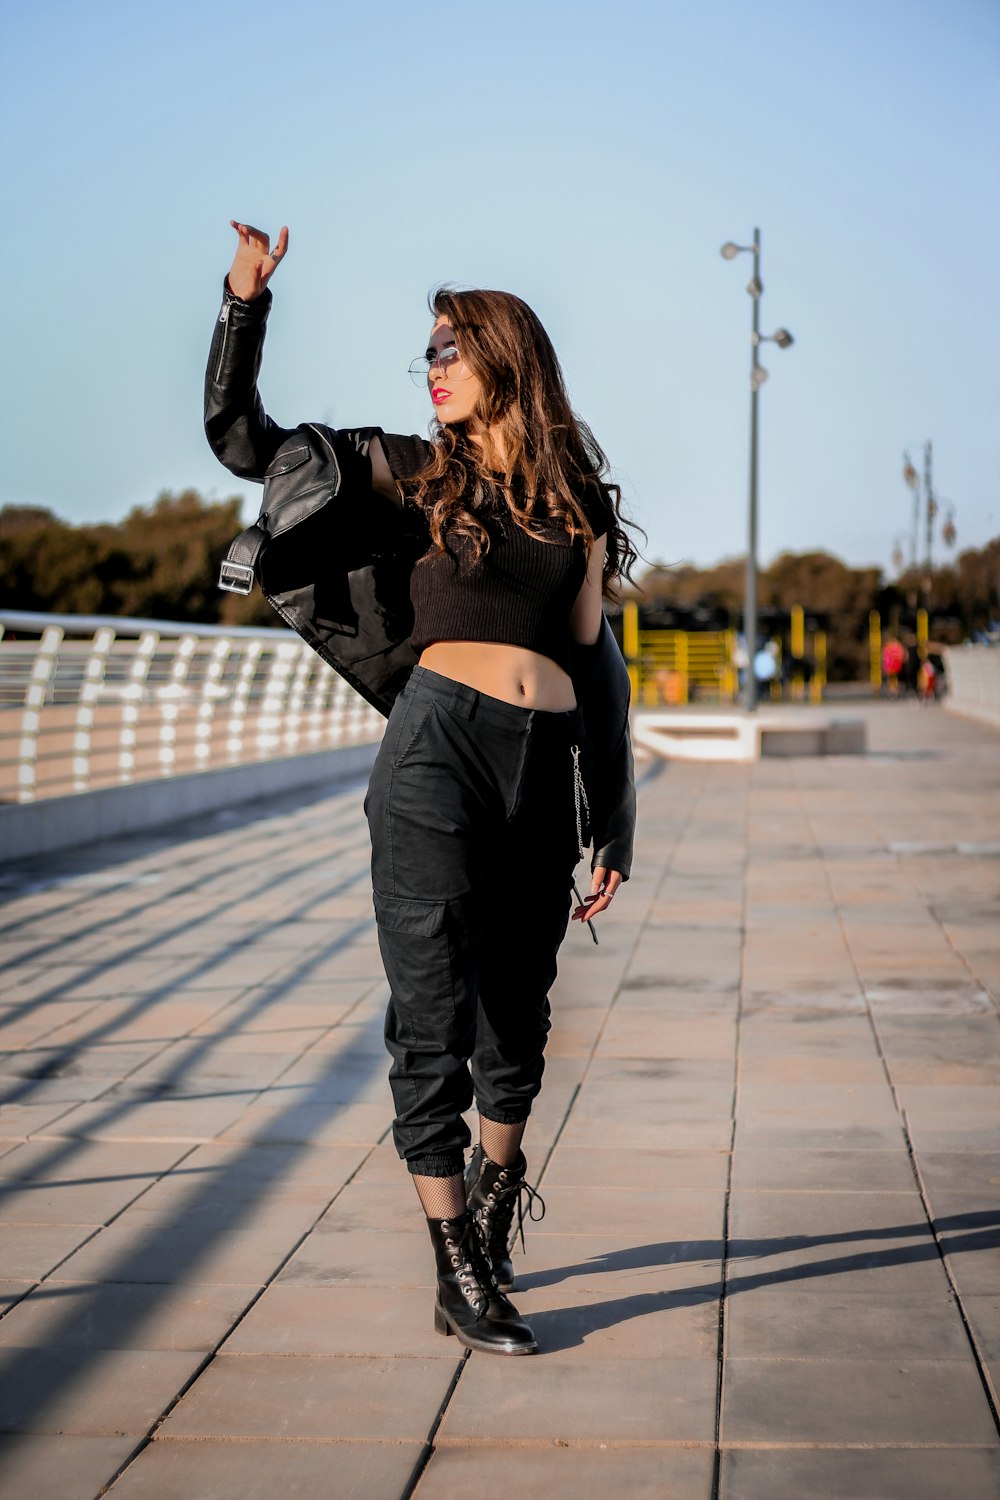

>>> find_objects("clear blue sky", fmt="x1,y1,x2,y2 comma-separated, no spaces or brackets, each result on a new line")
2,0,997,574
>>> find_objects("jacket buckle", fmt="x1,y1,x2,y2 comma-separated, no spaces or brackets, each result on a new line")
218,560,254,595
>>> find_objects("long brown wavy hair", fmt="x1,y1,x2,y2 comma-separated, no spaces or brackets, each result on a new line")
410,286,642,595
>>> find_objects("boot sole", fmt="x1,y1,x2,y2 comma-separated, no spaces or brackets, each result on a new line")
434,1301,538,1355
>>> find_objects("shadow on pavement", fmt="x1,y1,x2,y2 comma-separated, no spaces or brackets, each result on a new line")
0,775,402,1447
520,1209,1000,1353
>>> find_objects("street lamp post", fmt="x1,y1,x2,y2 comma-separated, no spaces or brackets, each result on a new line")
923,440,935,571
721,229,794,712
902,452,921,570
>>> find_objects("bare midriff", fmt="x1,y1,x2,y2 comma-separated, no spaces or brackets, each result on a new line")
417,641,577,711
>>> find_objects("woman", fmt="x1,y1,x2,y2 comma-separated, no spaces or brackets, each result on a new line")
209,221,638,1357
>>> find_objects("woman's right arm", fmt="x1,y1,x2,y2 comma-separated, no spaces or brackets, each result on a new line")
204,221,294,481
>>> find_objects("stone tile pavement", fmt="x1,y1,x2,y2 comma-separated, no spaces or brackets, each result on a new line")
0,700,997,1498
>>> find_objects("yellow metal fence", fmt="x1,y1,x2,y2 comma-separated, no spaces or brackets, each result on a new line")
633,628,738,705
621,601,826,705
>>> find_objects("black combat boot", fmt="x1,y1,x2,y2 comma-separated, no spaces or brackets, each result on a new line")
426,1212,538,1355
465,1144,546,1293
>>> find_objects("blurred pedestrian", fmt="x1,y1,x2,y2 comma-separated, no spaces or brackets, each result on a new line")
917,656,938,703
754,640,779,699
902,634,921,697
732,633,749,694
882,637,906,696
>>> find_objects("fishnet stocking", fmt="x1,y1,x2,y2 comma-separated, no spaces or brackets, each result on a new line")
478,1116,527,1168
412,1172,466,1218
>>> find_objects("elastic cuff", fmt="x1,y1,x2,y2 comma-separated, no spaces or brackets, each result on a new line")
406,1153,466,1179
476,1106,531,1126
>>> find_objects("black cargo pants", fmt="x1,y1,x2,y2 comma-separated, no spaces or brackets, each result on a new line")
364,665,584,1178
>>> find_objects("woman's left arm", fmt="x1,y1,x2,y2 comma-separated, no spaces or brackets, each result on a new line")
568,534,607,648
568,534,626,921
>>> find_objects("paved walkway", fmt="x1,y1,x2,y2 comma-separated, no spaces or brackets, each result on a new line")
0,701,998,1499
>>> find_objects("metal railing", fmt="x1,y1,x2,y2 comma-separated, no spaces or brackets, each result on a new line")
0,611,384,805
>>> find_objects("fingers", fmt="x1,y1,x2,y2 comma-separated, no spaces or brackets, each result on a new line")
269,224,289,262
229,220,272,254
572,892,612,921
571,868,623,923
588,866,622,899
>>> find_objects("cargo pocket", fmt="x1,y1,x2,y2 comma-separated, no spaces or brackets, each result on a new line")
373,891,458,1029
374,892,450,938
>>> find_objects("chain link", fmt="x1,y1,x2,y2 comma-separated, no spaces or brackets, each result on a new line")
571,743,590,862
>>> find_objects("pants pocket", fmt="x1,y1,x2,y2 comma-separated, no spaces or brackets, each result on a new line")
374,891,462,1031
374,891,450,938
391,698,435,768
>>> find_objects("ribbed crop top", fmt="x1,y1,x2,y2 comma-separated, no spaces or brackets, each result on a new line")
408,482,611,674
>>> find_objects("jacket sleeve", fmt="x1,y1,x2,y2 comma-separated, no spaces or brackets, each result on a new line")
204,281,294,481
570,616,636,881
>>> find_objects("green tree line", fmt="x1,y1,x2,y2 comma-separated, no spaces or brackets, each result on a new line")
0,492,273,628
630,540,1000,680
1,492,997,678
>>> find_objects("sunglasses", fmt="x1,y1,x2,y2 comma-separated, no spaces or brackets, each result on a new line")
408,343,463,387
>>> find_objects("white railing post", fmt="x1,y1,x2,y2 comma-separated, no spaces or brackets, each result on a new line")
306,662,335,747
158,633,198,776
73,626,115,792
226,639,264,764
255,641,299,758
195,637,232,768
118,631,159,783
251,639,299,756
282,644,319,755
18,626,64,803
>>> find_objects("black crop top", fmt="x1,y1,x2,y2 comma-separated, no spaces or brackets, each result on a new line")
407,480,611,673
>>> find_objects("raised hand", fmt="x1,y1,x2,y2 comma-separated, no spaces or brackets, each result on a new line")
226,220,289,302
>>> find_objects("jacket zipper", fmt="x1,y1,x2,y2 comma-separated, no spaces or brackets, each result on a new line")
215,301,231,384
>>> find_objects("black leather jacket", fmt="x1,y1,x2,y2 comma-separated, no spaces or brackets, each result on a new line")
207,283,635,878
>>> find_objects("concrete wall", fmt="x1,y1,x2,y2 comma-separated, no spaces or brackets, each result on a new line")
944,645,1000,730
632,710,866,763
0,740,381,864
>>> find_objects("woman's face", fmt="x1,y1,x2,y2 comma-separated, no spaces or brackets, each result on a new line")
425,316,483,424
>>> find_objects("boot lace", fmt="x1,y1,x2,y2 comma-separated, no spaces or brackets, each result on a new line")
447,1215,501,1310
509,1177,546,1256
487,1174,547,1259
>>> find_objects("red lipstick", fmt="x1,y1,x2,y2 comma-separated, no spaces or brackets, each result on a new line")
431,388,452,405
